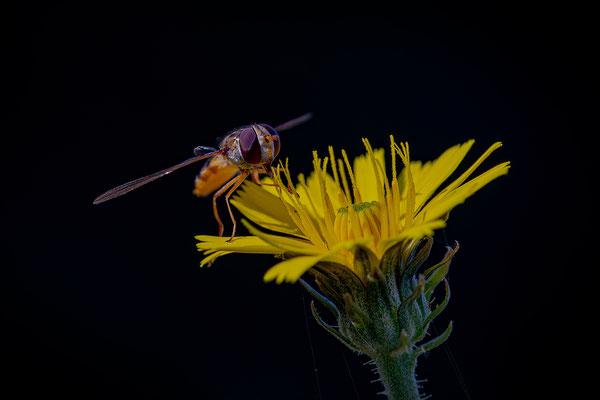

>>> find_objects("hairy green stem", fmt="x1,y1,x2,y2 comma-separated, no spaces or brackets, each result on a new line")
374,352,420,400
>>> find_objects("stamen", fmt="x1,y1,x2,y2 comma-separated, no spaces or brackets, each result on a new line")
334,209,344,241
376,159,391,199
280,159,298,195
337,158,352,206
314,154,338,246
348,202,364,240
364,208,381,244
362,139,386,204
357,211,371,240
376,158,395,239
275,161,328,251
341,149,363,204
328,146,341,187
297,173,319,219
362,138,388,240
396,142,415,229
389,136,402,235
371,201,382,223
273,164,308,233
390,135,398,185
339,212,349,241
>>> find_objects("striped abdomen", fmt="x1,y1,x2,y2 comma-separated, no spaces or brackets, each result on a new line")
193,155,239,197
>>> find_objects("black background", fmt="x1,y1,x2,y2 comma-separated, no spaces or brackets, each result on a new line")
3,3,594,400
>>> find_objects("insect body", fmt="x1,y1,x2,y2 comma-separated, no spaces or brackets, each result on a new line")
193,122,282,196
192,153,239,197
93,113,311,241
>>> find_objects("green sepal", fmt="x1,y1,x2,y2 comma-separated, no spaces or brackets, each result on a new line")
354,244,383,281
398,274,425,311
424,241,459,277
309,261,366,310
401,238,419,269
310,301,360,351
391,329,413,357
312,270,344,308
312,262,365,297
412,279,450,342
299,278,339,318
380,242,403,278
416,321,453,355
424,242,459,301
424,279,450,326
404,237,433,277
343,293,370,329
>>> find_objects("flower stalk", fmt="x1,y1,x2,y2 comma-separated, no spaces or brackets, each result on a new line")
374,352,420,400
301,238,457,399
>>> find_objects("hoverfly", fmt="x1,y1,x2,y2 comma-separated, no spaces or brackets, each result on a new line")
93,113,312,241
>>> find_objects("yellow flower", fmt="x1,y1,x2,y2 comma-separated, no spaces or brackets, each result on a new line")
196,136,509,284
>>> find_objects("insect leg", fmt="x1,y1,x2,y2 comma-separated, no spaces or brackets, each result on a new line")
256,166,295,195
251,167,279,187
212,172,242,236
225,170,250,242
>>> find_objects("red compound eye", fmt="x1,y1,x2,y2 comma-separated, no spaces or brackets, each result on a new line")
258,124,280,157
239,127,262,164
271,134,280,156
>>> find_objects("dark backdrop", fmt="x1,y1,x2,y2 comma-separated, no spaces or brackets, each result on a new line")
3,3,593,400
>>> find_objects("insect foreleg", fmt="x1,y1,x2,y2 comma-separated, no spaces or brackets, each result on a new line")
255,166,295,195
225,170,250,242
251,167,279,187
212,172,242,237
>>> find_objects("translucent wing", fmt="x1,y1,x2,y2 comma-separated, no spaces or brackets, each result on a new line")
93,149,223,205
274,112,313,132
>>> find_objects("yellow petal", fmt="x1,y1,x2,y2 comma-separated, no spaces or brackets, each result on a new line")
231,181,303,237
420,161,510,222
434,142,504,199
199,251,233,267
195,235,282,254
257,176,279,196
264,255,324,283
263,240,365,283
412,140,475,212
354,148,385,203
380,220,447,254
241,220,323,255
296,170,344,219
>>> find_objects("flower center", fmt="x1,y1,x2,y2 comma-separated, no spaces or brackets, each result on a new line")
334,200,383,249
337,201,380,214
